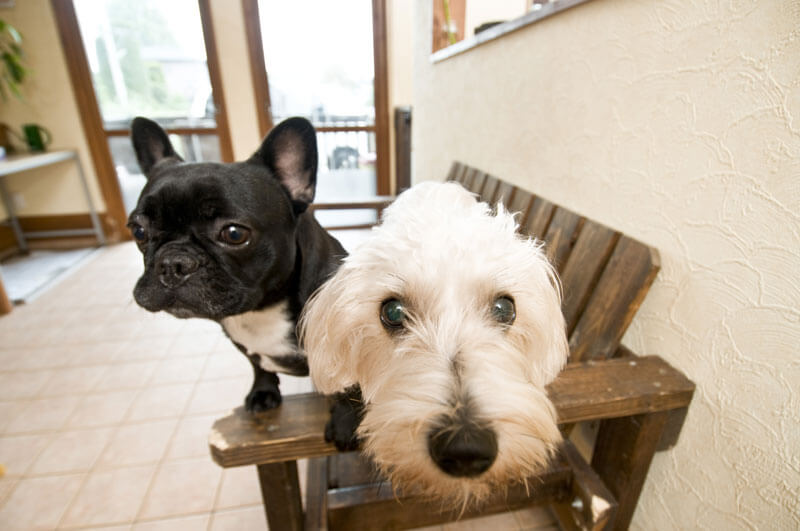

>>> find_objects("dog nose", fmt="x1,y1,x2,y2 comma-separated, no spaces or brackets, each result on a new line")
428,424,498,478
158,254,199,287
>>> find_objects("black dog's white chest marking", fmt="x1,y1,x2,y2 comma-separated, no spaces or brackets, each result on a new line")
221,301,297,373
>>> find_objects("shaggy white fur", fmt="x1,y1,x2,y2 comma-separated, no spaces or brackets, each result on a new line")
300,181,568,506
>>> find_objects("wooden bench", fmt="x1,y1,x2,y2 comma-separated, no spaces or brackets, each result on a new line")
209,162,695,530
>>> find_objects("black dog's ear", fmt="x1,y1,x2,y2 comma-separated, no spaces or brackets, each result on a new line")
131,117,183,177
249,117,318,213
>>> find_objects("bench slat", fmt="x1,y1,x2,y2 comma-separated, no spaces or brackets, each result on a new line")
560,221,620,335
507,187,535,228
468,170,488,195
327,451,572,531
568,236,660,361
480,174,501,204
494,181,515,208
209,355,693,468
445,162,460,182
543,207,585,272
461,167,479,190
525,196,556,238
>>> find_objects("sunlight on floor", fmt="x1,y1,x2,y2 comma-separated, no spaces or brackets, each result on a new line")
0,242,555,530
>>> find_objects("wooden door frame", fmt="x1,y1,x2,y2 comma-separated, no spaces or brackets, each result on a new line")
51,0,235,242
242,0,391,195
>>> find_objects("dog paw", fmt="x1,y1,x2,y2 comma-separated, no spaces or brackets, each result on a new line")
244,388,282,413
325,390,363,451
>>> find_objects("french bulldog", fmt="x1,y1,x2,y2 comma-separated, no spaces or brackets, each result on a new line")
128,116,346,413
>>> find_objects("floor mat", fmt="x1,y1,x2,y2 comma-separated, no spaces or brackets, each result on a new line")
0,247,99,304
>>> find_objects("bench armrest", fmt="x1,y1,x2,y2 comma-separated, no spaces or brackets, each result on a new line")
209,354,694,468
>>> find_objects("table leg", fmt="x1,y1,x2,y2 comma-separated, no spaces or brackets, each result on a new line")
73,153,105,245
0,178,27,253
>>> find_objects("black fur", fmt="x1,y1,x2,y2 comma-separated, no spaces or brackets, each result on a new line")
128,116,346,413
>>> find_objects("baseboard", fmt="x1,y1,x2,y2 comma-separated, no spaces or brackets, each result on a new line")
0,212,124,254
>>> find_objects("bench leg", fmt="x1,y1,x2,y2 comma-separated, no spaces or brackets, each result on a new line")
258,461,303,531
590,411,669,530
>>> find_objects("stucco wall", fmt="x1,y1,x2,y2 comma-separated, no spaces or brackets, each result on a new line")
412,0,799,528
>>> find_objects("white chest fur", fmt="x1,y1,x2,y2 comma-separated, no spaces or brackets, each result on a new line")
221,301,297,373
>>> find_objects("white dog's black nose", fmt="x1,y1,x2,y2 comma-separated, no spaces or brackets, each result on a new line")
158,253,199,287
428,424,498,478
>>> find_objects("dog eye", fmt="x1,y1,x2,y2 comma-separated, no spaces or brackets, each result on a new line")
129,224,147,243
380,299,407,330
219,225,251,245
491,296,516,325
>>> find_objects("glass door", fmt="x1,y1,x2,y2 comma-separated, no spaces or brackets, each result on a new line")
256,0,388,228
71,0,232,214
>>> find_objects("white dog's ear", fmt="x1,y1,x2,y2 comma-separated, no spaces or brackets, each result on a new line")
299,268,362,394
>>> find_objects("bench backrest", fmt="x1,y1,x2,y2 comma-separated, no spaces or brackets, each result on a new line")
448,162,660,362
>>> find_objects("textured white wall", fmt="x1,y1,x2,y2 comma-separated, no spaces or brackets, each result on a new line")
412,0,799,528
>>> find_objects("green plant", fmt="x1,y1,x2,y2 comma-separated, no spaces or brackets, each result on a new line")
0,19,27,101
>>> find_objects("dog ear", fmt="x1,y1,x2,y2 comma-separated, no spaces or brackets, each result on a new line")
249,117,318,214
131,117,183,177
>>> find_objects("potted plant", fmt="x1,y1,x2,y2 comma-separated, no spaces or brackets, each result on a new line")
0,18,26,101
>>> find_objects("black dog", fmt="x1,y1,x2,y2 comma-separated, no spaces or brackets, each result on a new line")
128,116,346,413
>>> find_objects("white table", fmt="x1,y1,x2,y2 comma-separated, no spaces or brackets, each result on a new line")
0,150,105,252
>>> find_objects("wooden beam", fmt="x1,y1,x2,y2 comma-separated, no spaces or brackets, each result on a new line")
241,0,273,139
50,0,128,241
198,0,235,163
372,0,390,196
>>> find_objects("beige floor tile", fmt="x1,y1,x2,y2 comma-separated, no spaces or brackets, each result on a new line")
149,356,207,386
0,476,19,508
63,341,127,368
131,513,210,531
98,419,178,468
66,390,139,429
61,465,155,528
512,507,556,529
0,326,60,350
5,396,82,434
29,427,113,475
59,319,109,346
201,352,251,381
215,465,263,510
0,370,54,401
166,414,218,460
134,313,190,338
126,383,194,422
208,505,266,531
0,473,84,530
138,457,223,519
94,361,160,392
169,331,225,359
185,380,246,415
39,365,108,397
443,511,522,530
0,401,21,434
0,433,52,476
0,346,64,371
116,337,175,363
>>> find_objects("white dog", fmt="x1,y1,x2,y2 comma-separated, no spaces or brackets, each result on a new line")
300,181,568,506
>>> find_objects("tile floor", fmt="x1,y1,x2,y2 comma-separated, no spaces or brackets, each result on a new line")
0,242,556,530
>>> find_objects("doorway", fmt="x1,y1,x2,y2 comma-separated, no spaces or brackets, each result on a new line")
53,0,233,225
244,0,390,228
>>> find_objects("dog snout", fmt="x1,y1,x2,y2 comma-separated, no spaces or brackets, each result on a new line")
158,253,199,287
428,423,498,478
